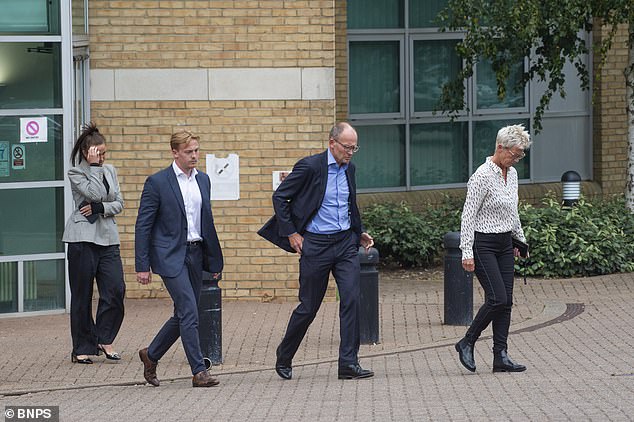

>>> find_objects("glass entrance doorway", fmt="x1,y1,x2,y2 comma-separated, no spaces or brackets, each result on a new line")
0,0,72,315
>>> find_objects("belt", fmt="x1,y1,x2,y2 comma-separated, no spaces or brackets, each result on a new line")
186,240,202,246
303,229,351,240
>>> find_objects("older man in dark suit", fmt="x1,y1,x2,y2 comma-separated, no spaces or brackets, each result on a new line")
259,122,375,380
135,130,223,388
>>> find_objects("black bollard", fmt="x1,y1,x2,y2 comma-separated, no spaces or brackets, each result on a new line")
198,271,222,367
358,247,380,344
443,232,473,325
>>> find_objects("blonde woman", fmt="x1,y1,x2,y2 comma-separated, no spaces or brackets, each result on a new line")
455,124,531,373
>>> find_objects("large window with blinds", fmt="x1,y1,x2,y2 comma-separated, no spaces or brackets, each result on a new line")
347,0,592,191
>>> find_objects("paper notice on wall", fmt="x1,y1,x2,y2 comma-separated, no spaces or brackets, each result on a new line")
207,153,239,200
20,117,48,143
272,170,292,190
0,141,9,176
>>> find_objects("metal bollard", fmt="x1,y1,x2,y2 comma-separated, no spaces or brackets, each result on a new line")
358,247,380,344
443,232,473,325
198,271,222,368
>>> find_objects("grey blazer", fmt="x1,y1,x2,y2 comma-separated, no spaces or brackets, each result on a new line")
62,161,124,246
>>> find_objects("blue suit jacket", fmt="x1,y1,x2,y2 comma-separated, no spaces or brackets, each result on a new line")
258,150,363,252
135,166,223,277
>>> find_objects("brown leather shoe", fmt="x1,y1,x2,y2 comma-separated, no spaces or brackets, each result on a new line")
139,348,160,387
192,370,220,387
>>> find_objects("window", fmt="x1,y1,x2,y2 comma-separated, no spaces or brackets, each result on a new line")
347,0,592,191
0,0,67,315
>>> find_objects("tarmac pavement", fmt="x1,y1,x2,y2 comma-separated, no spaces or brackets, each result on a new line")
1,270,633,421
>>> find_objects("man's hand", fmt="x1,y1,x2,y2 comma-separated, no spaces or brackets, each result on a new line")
360,232,374,251
288,233,304,254
137,271,152,285
462,258,475,272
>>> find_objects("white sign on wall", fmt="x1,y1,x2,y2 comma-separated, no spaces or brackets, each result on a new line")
20,117,48,143
207,153,239,200
272,170,292,191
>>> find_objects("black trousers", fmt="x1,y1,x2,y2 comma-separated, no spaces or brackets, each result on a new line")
277,230,361,367
147,243,206,375
464,232,515,352
67,242,125,356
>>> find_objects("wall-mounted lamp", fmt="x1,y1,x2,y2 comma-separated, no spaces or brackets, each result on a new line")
561,170,581,207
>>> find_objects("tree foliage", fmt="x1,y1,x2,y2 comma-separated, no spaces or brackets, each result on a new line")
436,0,634,132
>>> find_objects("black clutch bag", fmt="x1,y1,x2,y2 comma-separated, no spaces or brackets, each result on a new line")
512,238,529,258
79,201,99,224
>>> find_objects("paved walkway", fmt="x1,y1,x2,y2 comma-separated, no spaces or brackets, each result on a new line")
1,271,633,421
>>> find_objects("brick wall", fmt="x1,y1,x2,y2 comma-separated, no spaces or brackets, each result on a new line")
593,22,629,197
88,1,337,301
88,0,335,69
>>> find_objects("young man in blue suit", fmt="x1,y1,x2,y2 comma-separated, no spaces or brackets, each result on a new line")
259,122,375,380
135,130,223,388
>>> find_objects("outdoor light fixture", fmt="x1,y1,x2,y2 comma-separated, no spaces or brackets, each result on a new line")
561,170,581,207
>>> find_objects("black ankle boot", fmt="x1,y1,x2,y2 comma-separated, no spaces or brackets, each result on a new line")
455,337,476,372
492,350,526,372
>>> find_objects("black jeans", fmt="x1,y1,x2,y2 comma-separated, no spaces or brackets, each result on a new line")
464,232,515,352
67,242,125,356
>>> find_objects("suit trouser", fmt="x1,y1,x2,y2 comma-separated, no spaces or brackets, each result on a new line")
147,243,206,375
277,230,361,367
464,231,515,352
67,242,126,356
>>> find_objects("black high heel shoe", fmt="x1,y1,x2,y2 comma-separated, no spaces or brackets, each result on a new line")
71,352,93,364
98,344,121,361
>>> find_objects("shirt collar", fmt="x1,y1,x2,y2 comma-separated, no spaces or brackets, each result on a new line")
172,161,198,179
485,156,503,175
326,149,348,171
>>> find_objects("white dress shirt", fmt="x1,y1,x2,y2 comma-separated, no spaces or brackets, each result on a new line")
460,157,526,260
172,162,202,242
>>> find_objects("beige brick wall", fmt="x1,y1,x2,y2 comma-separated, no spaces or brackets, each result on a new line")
88,0,335,69
93,100,335,300
88,2,337,301
593,22,629,197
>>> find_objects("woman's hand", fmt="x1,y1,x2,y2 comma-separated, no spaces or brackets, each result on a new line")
79,203,93,216
86,146,101,165
462,258,475,272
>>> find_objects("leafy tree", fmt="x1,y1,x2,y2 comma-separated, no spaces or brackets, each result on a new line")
436,1,634,209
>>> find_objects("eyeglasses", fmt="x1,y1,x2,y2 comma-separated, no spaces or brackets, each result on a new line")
507,148,525,161
332,138,360,153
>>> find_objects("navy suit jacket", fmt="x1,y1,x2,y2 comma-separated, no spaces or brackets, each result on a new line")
258,150,363,252
135,166,223,277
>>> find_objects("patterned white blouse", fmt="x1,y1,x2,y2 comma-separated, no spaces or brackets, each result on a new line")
459,157,527,260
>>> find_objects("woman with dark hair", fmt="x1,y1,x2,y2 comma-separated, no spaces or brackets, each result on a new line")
62,123,125,364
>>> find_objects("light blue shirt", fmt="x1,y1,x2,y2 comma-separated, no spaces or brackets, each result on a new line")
306,149,351,234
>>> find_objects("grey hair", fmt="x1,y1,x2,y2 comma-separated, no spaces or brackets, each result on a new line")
329,122,355,140
495,124,532,150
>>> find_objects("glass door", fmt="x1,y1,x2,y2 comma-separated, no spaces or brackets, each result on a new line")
0,0,69,315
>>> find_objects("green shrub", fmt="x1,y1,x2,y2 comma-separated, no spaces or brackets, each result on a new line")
362,198,461,267
362,193,634,277
519,194,634,277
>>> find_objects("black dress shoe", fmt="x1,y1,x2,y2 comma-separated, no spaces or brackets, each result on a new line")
71,352,93,364
275,344,292,380
338,364,374,380
275,362,292,380
493,350,526,373
98,344,121,361
455,338,476,372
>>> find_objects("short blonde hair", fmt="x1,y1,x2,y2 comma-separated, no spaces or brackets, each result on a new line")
170,130,200,151
496,124,532,150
